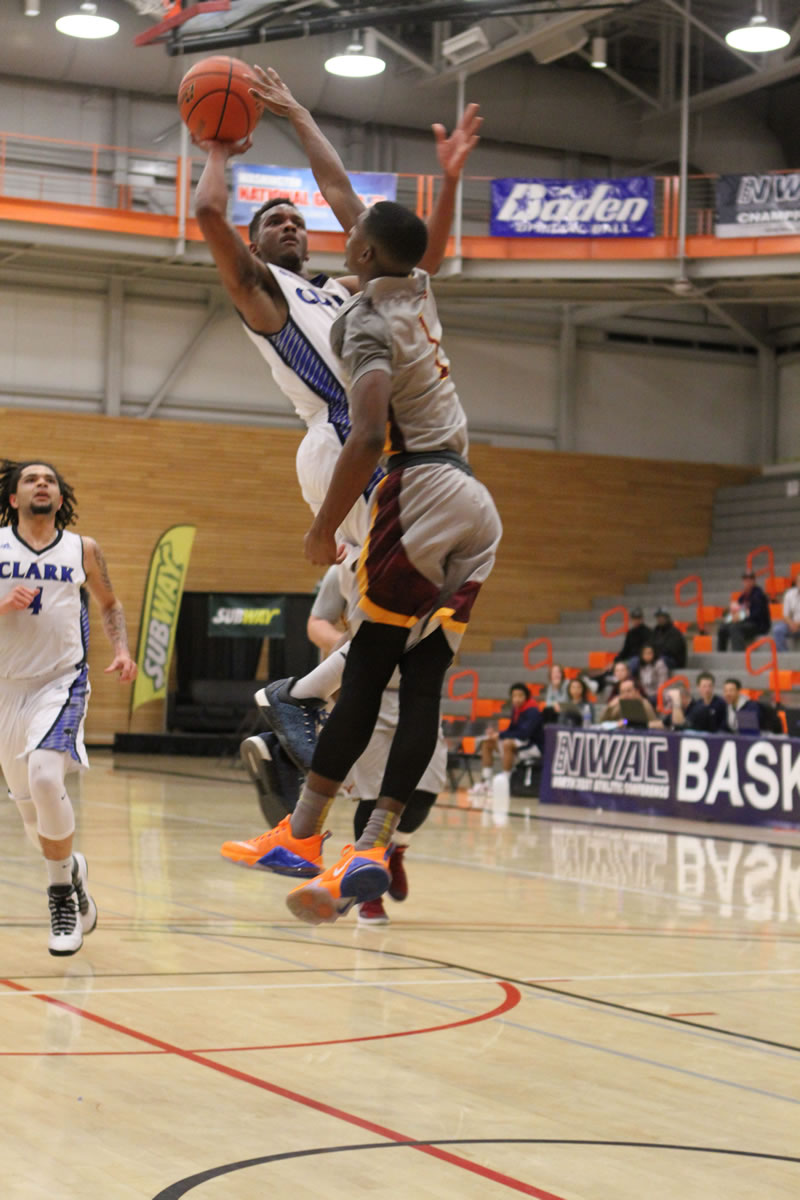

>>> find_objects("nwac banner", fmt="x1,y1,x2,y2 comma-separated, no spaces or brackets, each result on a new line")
490,176,654,238
715,173,800,237
231,165,397,231
130,525,196,713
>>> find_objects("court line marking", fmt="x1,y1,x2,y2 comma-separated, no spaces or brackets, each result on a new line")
153,1138,800,1199
0,978,564,1200
0,980,520,1056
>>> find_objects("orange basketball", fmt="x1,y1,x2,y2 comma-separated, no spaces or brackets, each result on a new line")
177,56,260,142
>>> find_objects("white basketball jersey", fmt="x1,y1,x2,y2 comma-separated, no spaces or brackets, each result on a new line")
240,267,352,434
0,527,87,680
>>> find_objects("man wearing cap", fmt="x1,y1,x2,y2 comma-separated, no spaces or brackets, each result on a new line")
614,606,652,669
651,607,687,670
717,571,771,652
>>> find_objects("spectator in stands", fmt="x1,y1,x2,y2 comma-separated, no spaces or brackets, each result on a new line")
652,607,687,670
772,576,800,652
601,678,663,729
636,642,668,705
562,676,594,726
541,662,569,723
667,670,726,733
722,677,761,734
473,681,543,795
717,571,771,652
614,606,652,670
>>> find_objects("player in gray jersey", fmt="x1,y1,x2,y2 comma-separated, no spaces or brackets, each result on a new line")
0,460,137,956
243,203,501,925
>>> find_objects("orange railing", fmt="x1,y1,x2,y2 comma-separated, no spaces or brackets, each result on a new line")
4,129,800,259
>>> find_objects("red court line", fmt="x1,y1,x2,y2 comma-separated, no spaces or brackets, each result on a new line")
0,979,565,1199
0,983,519,1057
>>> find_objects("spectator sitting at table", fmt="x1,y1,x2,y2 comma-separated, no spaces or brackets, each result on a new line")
601,678,663,729
722,677,761,735
772,575,800,652
636,642,669,704
560,676,594,726
717,571,771,652
471,681,543,797
541,662,569,723
614,606,652,671
651,607,687,670
667,671,727,733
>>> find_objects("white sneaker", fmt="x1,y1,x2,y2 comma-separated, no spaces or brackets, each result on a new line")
47,885,83,957
71,852,98,935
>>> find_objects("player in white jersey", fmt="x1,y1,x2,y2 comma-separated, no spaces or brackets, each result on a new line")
0,460,137,956
238,202,501,925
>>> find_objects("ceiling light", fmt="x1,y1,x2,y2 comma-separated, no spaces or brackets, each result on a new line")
56,2,120,39
590,36,608,68
725,1,790,52
24,0,41,15
325,29,385,77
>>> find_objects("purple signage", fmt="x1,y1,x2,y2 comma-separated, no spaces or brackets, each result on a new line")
490,176,655,237
540,725,800,827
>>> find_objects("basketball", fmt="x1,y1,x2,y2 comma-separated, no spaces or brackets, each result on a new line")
177,57,261,143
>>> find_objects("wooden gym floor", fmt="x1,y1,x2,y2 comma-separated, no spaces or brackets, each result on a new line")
0,751,798,1199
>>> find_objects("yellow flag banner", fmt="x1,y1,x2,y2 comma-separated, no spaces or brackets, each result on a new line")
130,524,196,713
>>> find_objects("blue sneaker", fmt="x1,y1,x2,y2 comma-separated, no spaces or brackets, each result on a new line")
286,844,392,925
256,679,324,772
240,732,301,826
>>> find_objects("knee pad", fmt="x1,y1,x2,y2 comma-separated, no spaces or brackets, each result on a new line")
28,750,75,841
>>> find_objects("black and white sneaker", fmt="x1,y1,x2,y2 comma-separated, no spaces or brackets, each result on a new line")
71,852,98,935
255,680,324,772
47,884,83,957
240,732,301,826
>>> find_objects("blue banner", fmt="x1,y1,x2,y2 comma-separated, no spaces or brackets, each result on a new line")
540,726,800,826
231,165,397,231
490,176,654,238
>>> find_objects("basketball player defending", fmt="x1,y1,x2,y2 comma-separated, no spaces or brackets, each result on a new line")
0,461,137,955
246,202,502,924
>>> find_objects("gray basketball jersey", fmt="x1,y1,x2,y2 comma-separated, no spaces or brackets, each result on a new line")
330,268,469,458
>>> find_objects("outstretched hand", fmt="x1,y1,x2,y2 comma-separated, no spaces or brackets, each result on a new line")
247,65,298,119
432,102,482,180
191,133,253,158
105,653,138,683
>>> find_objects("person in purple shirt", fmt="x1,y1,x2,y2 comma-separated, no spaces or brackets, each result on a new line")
717,571,771,652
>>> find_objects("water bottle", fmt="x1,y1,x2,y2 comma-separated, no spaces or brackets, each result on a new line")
491,772,510,826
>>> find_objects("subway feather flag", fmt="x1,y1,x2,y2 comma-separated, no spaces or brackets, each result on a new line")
130,524,196,712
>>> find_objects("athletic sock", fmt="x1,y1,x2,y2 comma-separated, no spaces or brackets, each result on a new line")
481,766,492,782
290,647,348,701
355,806,400,851
44,856,74,888
290,785,335,838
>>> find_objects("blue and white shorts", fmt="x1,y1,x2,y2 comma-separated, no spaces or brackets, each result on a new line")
0,665,90,798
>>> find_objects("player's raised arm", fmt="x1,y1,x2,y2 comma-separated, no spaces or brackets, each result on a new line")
419,103,482,275
249,67,366,234
82,537,137,682
194,140,289,334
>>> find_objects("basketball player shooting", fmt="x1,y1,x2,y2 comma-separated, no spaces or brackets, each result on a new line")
0,461,137,956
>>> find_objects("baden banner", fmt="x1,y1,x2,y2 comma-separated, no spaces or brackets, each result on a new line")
490,176,654,237
207,594,285,638
716,173,800,238
231,165,397,231
540,725,800,826
130,524,196,713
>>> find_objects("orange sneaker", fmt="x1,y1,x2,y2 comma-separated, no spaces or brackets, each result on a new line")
285,843,392,925
220,815,327,877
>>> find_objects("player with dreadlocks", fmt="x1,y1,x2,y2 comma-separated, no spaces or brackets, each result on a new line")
0,460,137,955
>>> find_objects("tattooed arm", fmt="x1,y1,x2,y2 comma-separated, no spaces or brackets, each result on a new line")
82,537,138,682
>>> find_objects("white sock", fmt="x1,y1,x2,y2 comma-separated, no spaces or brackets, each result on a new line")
393,833,412,848
481,766,492,782
290,646,348,701
45,856,74,888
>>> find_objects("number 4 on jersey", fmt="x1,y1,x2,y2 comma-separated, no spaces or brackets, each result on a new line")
29,588,43,615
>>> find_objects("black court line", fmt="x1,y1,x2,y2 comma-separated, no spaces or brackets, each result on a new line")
153,1138,800,1198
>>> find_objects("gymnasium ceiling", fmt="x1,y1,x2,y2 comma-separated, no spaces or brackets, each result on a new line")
5,0,800,351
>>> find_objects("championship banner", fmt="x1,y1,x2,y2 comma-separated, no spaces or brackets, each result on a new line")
130,525,196,713
231,165,397,231
540,725,800,826
715,173,800,238
207,594,285,638
490,176,654,237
